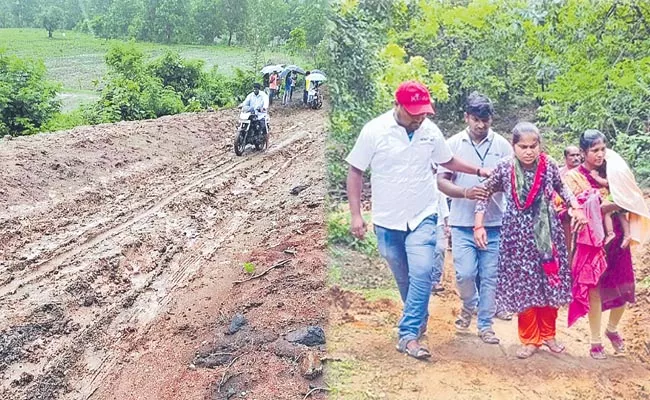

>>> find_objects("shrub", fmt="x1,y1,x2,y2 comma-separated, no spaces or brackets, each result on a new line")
0,52,60,136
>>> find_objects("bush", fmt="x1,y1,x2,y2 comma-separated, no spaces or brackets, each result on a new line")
0,52,60,136
41,108,90,132
195,67,257,109
86,43,184,123
149,51,205,104
327,208,378,257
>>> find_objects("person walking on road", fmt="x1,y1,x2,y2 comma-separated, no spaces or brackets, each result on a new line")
346,81,491,360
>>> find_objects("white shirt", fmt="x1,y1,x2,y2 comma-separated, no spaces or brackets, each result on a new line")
438,128,512,227
346,110,453,231
241,91,269,120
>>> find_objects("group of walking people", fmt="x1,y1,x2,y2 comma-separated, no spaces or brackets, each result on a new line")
346,80,650,360
266,70,320,107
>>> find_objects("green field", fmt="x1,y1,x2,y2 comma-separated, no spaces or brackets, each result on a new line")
0,28,307,111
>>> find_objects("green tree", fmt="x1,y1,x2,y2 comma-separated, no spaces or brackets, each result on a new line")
221,0,247,46
96,0,145,39
38,5,65,38
286,27,307,55
8,0,40,27
90,42,184,122
192,0,224,44
141,0,190,43
297,0,330,46
149,51,205,104
0,52,61,136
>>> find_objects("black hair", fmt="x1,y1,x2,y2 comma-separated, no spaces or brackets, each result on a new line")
579,129,607,151
465,91,494,119
563,145,579,157
253,83,261,90
306,71,311,75
511,122,540,145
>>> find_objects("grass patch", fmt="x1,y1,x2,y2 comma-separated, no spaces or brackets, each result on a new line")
326,359,368,399
328,260,343,286
0,28,309,92
353,287,400,303
327,206,378,257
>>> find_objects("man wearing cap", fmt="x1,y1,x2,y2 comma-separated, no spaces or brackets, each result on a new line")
437,92,513,345
346,81,490,360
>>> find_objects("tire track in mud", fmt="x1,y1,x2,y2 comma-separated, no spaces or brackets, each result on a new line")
0,126,311,299
0,110,322,400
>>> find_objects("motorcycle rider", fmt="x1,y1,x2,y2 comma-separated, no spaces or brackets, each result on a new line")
241,83,270,134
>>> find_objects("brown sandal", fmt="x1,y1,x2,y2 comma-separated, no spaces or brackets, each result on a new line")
516,344,538,359
542,339,566,354
396,339,432,360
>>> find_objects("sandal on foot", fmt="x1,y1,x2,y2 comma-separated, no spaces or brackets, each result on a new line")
516,345,538,359
454,309,472,332
495,311,513,321
542,339,566,354
590,343,607,360
396,338,432,360
605,330,625,354
479,329,500,345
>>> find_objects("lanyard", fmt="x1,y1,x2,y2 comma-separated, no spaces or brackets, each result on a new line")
467,130,493,167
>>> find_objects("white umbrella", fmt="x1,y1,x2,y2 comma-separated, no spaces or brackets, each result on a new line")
308,72,327,82
260,64,284,74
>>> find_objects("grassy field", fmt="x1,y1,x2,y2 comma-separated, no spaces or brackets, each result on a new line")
0,28,308,111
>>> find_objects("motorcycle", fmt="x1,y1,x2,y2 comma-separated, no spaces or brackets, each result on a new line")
234,108,269,156
308,87,323,110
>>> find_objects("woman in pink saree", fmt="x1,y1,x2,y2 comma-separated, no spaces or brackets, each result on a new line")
564,129,650,359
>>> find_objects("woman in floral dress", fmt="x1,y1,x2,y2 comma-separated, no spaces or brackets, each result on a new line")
474,122,587,358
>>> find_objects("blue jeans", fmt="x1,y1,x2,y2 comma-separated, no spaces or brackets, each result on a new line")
431,225,446,286
451,226,500,332
375,214,438,341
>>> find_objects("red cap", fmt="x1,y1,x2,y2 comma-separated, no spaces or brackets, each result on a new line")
395,81,435,116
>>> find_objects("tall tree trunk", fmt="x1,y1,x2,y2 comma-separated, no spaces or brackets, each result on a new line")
228,30,233,46
48,29,53,38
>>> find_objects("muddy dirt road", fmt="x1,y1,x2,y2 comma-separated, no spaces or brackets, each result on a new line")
0,105,328,400
329,244,650,399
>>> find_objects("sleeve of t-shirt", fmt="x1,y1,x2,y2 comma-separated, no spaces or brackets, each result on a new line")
502,137,514,157
430,125,453,166
345,124,375,172
437,135,457,175
438,192,450,219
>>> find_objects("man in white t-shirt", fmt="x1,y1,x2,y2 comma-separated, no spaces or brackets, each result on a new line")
437,92,513,345
346,81,490,360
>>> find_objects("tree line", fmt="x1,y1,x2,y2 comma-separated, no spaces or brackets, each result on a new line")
325,0,650,187
0,0,328,47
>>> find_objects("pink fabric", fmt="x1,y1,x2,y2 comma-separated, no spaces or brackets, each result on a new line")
568,190,607,327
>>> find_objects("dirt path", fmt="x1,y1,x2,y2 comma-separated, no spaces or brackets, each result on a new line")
0,104,328,400
328,244,650,399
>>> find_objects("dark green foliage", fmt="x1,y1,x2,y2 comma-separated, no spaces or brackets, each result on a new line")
149,51,205,104
0,52,60,136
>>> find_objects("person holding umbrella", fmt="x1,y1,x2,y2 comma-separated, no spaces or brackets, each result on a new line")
303,71,311,106
283,73,293,105
269,71,279,106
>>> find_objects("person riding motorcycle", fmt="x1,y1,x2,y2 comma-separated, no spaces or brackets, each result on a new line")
240,83,270,134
